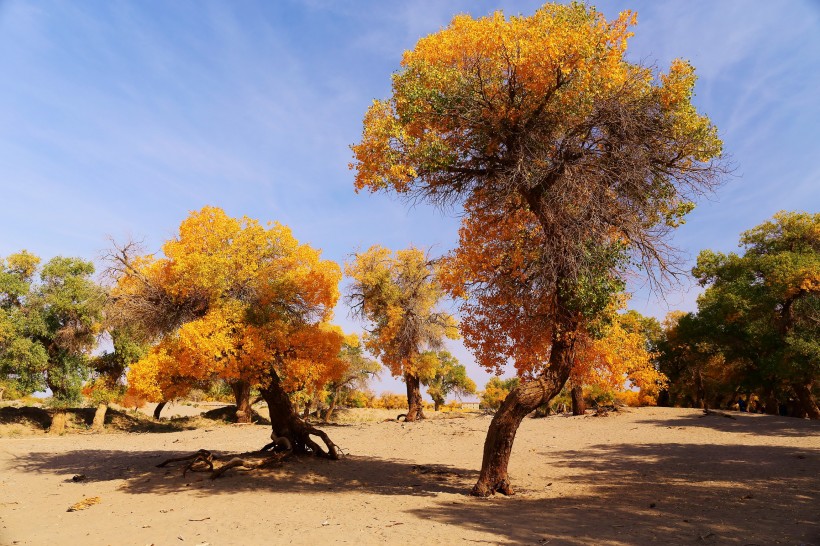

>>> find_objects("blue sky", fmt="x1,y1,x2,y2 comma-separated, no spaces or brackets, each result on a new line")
1,1,819,396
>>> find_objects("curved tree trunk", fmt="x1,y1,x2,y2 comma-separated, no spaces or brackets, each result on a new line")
792,381,820,420
49,410,67,435
323,389,340,423
231,380,252,423
261,371,339,459
153,401,167,420
570,385,585,416
92,403,108,432
471,333,576,497
404,372,425,421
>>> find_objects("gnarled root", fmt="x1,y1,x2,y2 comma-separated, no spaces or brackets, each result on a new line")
156,445,292,480
157,449,215,476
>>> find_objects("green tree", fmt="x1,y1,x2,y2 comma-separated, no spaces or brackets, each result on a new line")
1,252,105,432
322,336,381,422
687,211,820,418
420,350,476,411
0,251,48,399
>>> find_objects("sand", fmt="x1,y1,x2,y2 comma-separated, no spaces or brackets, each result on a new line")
1,406,818,545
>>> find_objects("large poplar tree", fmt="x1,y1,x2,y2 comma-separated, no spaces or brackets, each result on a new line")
352,3,725,495
110,207,346,456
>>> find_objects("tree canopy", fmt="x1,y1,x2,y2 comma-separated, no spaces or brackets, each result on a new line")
111,206,347,453
346,245,458,420
660,211,820,418
352,2,725,495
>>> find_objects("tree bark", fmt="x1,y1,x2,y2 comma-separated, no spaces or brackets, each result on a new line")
260,371,339,459
434,399,442,411
323,389,340,423
231,380,252,423
792,381,820,420
471,333,576,497
570,385,585,416
404,372,425,421
91,403,108,432
153,401,167,420
49,410,67,435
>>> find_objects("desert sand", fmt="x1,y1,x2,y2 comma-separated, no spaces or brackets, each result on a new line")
1,406,818,545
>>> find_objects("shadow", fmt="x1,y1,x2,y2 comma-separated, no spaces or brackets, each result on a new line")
635,410,820,438
12,448,478,499
409,442,820,545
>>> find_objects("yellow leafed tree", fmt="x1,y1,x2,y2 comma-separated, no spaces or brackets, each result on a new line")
112,206,345,457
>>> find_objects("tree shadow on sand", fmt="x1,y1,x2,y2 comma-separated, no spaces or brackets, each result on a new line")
407,442,820,545
634,409,820,438
12,448,478,499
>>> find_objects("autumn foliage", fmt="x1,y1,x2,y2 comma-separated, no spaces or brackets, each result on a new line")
115,207,346,423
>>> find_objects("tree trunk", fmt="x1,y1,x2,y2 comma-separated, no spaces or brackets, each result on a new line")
153,401,167,420
0,387,5,401
49,410,67,435
323,389,339,423
260,371,339,459
570,385,585,416
91,403,108,432
764,391,780,415
434,399,442,411
231,380,252,423
404,372,425,421
471,333,576,497
694,370,705,409
792,381,820,420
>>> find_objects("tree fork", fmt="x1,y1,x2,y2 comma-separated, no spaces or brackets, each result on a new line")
471,335,575,497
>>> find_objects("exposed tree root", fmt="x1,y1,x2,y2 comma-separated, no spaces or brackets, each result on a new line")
156,437,294,480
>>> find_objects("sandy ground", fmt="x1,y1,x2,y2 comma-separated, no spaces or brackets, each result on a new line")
1,406,818,546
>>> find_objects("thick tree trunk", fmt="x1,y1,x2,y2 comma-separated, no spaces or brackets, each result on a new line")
91,403,108,432
404,372,425,421
764,390,780,415
231,380,252,423
260,371,339,459
153,401,167,420
472,334,576,497
434,399,442,411
570,385,585,416
49,410,67,435
792,381,820,420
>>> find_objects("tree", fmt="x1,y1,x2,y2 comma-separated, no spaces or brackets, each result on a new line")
481,377,520,411
419,350,476,411
322,335,381,422
352,3,724,495
685,211,820,418
0,252,105,433
111,206,346,455
0,251,48,399
87,326,147,430
346,245,458,421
